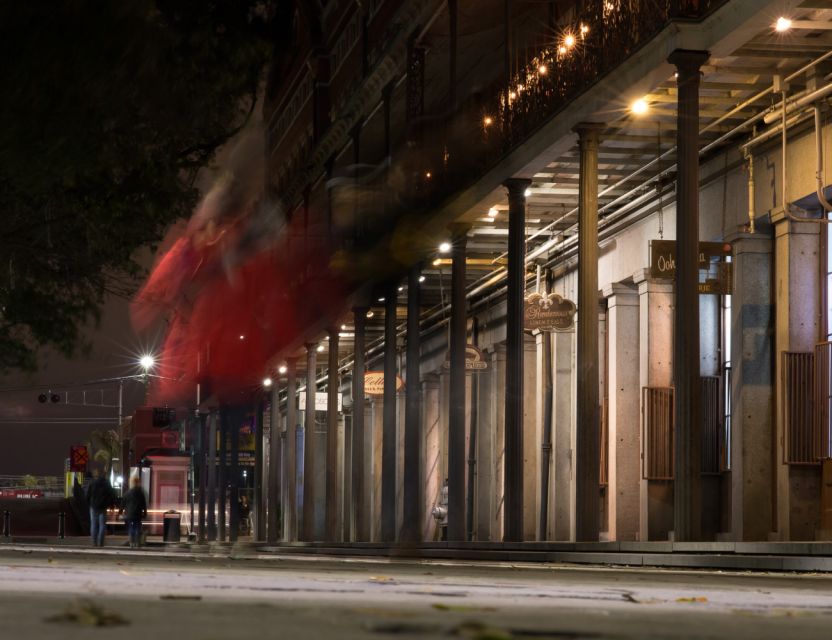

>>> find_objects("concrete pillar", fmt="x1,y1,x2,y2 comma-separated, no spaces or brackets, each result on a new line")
197,413,207,543
207,410,217,541
284,358,299,542
382,285,398,542
728,233,774,541
403,266,422,542
303,343,319,540
422,376,441,541
267,387,280,544
371,397,384,541
669,49,709,541
254,402,265,541
604,283,640,541
503,177,531,541
352,307,369,541
475,350,495,541
523,335,539,540
553,331,574,541
326,328,340,541
229,407,240,543
448,225,469,541
490,345,506,541
634,268,674,541
773,212,821,540
574,122,603,542
218,414,227,541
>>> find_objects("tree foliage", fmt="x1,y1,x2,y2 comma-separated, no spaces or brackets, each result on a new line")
0,0,285,371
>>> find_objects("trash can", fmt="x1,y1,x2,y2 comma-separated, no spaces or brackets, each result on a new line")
163,510,181,543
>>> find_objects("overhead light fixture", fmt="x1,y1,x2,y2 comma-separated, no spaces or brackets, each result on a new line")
775,16,792,32
488,207,498,217
538,64,547,76
316,344,324,353
580,24,589,36
524,188,532,198
398,286,404,292
341,324,347,330
483,116,493,126
366,310,374,318
239,334,245,340
439,241,451,253
139,355,155,371
564,33,575,48
558,45,567,55
418,275,426,283
631,98,648,115
278,365,287,374
262,377,273,388
433,258,442,266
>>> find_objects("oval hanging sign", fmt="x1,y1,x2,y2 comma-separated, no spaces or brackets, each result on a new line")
442,344,489,371
524,292,576,331
364,371,405,396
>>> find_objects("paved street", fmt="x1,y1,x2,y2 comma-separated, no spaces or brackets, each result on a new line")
0,549,830,639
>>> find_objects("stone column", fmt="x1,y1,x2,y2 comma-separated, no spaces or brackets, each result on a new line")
490,346,507,541
503,178,531,541
268,386,280,544
207,411,218,541
422,375,441,541
303,343,319,540
218,413,227,541
254,401,265,541
352,307,369,541
403,265,422,542
382,285,398,542
574,122,604,542
728,233,774,541
229,407,240,543
773,213,821,541
475,350,495,541
326,328,340,541
284,358,298,542
197,412,207,542
553,331,574,541
669,49,709,541
604,283,640,541
634,268,674,541
448,225,469,541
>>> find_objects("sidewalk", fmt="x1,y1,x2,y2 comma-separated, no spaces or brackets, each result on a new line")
2,536,832,572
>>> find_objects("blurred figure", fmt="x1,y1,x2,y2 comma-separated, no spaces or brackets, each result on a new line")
122,476,147,549
239,494,251,535
431,478,449,541
85,469,115,547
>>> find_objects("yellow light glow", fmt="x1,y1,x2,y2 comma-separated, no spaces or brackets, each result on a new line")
775,17,792,32
580,24,589,35
483,116,493,126
488,207,498,217
538,64,547,75
558,45,567,55
631,98,649,115
564,34,575,48
425,171,432,179
278,365,287,374
509,91,517,100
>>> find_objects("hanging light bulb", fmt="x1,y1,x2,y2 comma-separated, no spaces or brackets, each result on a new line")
538,64,547,76
564,33,575,48
483,116,493,127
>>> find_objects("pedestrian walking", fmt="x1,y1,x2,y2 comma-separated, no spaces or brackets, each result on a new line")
122,476,147,548
85,470,115,547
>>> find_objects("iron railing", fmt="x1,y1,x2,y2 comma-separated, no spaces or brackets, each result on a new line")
642,386,674,480
782,351,817,465
701,376,721,474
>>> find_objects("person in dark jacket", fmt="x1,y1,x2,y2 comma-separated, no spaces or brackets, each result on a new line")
85,470,115,547
122,475,147,548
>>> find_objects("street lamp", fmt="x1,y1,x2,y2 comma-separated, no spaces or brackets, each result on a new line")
139,354,155,372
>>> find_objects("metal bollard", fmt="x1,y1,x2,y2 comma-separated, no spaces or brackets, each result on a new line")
57,512,66,539
2,510,9,537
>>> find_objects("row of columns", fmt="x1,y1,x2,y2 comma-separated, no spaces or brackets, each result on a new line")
237,48,710,545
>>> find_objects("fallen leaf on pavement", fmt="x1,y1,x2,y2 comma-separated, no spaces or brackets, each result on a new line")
369,575,396,583
46,600,128,627
675,596,708,603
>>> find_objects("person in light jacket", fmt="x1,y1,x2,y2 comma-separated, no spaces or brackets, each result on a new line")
122,476,147,548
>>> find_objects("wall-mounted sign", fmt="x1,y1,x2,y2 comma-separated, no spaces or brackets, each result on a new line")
298,391,343,411
364,371,405,396
442,344,489,371
69,445,88,472
524,292,577,331
649,239,733,295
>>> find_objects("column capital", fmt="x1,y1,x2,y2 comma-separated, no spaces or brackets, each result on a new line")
503,177,532,197
603,282,639,302
305,342,318,351
572,121,604,138
667,49,709,74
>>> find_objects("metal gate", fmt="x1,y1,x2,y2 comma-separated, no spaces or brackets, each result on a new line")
782,351,817,464
642,387,674,480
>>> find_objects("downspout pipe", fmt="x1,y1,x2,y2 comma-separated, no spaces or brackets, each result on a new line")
815,106,832,214
743,147,755,234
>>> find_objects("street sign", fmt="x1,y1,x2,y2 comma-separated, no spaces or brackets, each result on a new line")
524,292,576,331
69,445,88,472
298,391,343,412
649,239,733,294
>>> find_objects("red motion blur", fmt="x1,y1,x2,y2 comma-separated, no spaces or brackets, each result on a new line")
132,211,347,406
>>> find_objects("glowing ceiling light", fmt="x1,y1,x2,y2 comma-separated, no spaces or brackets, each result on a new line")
278,365,287,374
538,64,547,76
631,98,649,115
564,33,575,48
524,188,532,198
488,207,498,217
425,171,432,179
418,275,426,283
398,286,404,292
139,355,155,371
239,334,245,340
366,310,374,318
775,16,792,32
341,324,347,330
317,344,324,352
580,24,589,36
262,377,273,388
558,45,567,55
439,241,451,253
509,91,517,100
483,116,493,126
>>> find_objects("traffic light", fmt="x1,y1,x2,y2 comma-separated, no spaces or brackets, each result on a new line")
37,393,61,404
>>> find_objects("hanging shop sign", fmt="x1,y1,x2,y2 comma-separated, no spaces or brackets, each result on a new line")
364,371,405,396
298,391,343,412
442,344,489,371
649,239,733,295
524,292,577,331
